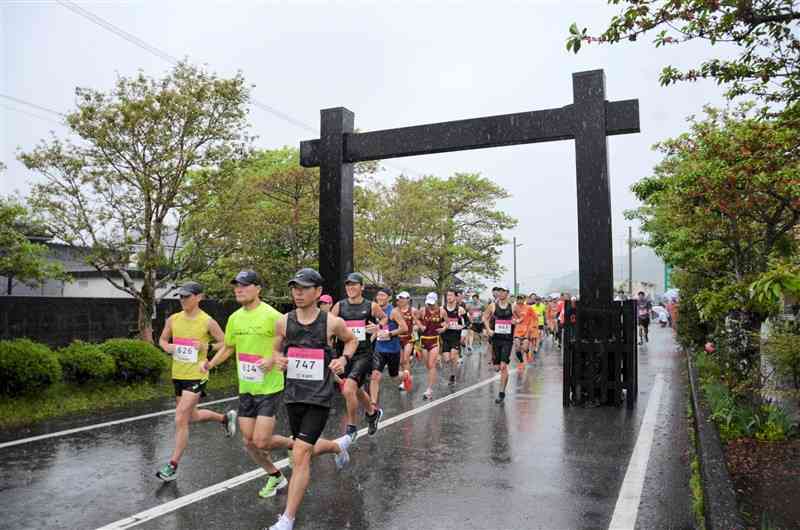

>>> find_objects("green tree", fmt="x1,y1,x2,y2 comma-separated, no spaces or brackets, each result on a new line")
627,105,800,366
567,1,800,104
192,147,320,301
0,197,66,294
355,173,515,294
21,63,252,341
354,175,437,290
418,173,516,293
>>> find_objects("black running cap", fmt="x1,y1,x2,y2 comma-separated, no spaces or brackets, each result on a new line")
288,268,324,288
177,281,203,296
344,272,364,285
231,270,261,286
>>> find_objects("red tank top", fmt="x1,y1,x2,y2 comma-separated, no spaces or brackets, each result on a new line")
398,306,414,338
421,306,443,336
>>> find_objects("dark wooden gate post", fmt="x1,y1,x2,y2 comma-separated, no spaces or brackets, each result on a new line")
318,107,355,301
573,71,614,311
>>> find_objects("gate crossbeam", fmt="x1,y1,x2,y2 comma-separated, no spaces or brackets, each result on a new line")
300,99,638,166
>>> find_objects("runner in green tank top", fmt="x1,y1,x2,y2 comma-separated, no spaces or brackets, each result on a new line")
155,281,237,482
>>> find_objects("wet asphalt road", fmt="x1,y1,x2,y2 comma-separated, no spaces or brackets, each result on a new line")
0,327,692,530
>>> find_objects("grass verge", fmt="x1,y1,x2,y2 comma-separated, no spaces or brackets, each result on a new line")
687,398,706,530
0,363,238,431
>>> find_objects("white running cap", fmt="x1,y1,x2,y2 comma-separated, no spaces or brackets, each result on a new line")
425,292,438,305
397,291,411,299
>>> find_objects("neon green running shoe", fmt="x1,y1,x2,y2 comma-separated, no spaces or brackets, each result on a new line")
258,474,288,498
156,463,177,482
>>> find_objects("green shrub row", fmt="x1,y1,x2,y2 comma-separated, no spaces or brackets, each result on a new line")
695,350,795,442
0,338,168,395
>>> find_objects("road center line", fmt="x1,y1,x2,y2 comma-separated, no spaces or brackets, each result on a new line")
96,373,501,530
608,373,665,530
0,396,239,450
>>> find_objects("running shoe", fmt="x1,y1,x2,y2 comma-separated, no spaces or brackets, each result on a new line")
156,462,177,482
367,407,383,436
423,388,433,400
334,436,351,470
402,371,413,392
495,392,505,404
267,513,294,530
345,424,358,444
223,409,238,437
449,374,456,385
258,473,288,498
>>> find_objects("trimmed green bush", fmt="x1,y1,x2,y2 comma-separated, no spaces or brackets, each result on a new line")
59,340,116,384
0,339,62,395
99,339,168,383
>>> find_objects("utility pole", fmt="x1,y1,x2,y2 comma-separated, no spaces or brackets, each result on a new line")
628,226,633,297
513,236,518,296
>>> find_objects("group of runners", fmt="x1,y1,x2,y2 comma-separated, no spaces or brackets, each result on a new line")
155,268,577,529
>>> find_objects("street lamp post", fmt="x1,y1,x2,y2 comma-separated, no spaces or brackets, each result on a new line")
513,237,524,296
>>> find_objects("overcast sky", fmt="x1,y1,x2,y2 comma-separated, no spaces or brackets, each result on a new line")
1,0,735,293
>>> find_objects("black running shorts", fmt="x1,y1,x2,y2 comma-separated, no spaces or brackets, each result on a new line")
492,340,512,365
470,322,484,333
639,316,650,329
372,349,400,377
442,334,461,353
173,379,208,398
238,392,281,418
343,353,372,387
286,402,330,446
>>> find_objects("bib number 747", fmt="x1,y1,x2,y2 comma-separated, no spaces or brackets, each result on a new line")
286,347,324,381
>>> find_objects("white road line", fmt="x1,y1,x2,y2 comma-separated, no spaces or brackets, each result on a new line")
97,373,501,530
608,374,665,530
0,396,239,450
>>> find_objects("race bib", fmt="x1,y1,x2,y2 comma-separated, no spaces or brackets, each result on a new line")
377,324,391,341
495,319,512,334
237,353,264,383
173,338,198,363
639,308,649,316
447,317,461,330
470,310,481,321
286,347,324,381
346,320,367,341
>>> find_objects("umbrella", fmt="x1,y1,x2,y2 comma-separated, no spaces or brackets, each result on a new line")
664,288,680,300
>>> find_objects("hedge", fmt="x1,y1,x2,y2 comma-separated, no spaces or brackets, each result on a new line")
59,340,116,384
99,338,168,383
0,339,62,395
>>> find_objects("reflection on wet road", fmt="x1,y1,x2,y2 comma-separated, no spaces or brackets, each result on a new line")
0,328,692,530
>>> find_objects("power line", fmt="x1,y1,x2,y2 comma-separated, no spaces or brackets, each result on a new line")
55,0,421,177
57,0,180,65
56,0,317,131
0,94,65,117
0,103,65,126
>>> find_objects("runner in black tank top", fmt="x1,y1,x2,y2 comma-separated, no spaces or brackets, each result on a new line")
268,268,358,530
483,285,515,404
331,272,386,443
442,289,467,385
